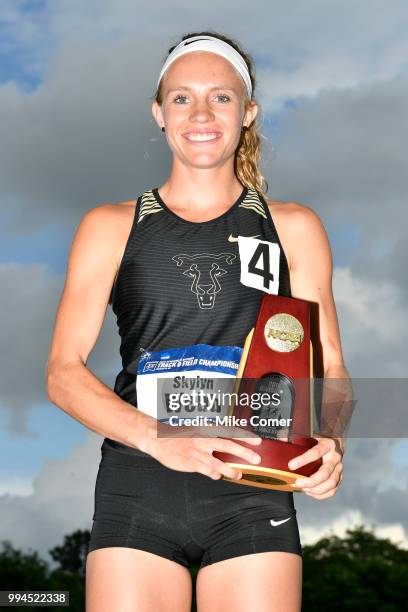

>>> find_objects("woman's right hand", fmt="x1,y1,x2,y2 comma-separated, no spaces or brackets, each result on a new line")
142,418,263,481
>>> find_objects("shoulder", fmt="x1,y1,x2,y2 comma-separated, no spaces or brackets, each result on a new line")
265,198,330,269
265,197,324,231
75,199,138,264
82,199,137,226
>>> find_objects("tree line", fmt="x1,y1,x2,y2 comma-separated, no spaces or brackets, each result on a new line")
1,525,407,611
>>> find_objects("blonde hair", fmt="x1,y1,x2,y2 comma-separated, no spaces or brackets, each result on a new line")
154,30,269,196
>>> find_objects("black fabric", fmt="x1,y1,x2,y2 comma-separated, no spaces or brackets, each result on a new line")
87,185,302,566
88,439,302,566
107,184,292,422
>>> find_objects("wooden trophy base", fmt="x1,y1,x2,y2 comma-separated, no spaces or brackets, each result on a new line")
220,465,304,491
214,436,321,492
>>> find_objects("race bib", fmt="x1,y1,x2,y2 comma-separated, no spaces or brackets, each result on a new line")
136,343,242,423
238,236,280,294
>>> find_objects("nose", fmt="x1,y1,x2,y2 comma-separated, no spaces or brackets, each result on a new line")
189,100,215,123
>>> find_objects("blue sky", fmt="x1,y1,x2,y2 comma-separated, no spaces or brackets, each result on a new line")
0,0,94,488
0,407,85,491
0,2,69,491
0,221,73,270
0,0,55,93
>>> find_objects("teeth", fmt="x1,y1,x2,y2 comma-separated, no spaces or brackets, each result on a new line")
186,133,220,141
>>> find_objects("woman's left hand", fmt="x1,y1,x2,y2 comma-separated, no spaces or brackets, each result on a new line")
288,436,344,499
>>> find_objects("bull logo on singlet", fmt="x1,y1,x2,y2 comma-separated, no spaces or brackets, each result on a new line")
172,252,236,309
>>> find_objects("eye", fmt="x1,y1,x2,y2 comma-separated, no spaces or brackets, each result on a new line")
174,94,188,104
214,93,231,103
173,93,231,104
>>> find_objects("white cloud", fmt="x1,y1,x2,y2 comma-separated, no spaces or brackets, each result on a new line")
300,509,408,550
0,474,34,496
0,263,120,434
333,266,407,376
0,432,102,564
0,1,407,231
296,438,408,547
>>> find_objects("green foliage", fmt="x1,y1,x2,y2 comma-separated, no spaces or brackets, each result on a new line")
302,524,408,611
0,541,48,590
0,534,89,612
49,529,90,579
1,524,407,611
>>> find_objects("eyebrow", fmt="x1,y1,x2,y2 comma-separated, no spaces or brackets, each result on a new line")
166,85,238,94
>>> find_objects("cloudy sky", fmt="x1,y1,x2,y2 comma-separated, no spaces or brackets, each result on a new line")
1,0,407,565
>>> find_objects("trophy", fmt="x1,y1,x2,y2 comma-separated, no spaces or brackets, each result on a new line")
213,294,323,491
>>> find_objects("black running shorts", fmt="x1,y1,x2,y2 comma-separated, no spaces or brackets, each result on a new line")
87,439,302,568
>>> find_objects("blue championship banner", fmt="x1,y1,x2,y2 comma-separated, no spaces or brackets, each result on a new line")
136,344,243,422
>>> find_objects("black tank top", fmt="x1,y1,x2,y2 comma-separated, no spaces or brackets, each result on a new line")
106,183,292,453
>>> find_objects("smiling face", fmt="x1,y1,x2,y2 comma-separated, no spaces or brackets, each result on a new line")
152,51,258,169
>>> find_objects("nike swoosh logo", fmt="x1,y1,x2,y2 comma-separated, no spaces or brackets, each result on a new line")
228,234,261,242
270,517,292,527
184,38,207,46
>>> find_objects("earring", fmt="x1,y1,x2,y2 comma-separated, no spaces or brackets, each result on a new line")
161,127,165,132
242,125,248,131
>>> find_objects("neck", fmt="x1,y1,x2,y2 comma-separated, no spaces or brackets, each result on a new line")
159,163,244,212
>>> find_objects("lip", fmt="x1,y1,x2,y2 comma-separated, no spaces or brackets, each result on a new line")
183,129,223,134
182,131,223,145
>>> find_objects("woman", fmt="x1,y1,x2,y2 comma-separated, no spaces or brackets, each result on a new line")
46,31,347,612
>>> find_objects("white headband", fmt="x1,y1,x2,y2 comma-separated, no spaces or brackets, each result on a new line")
157,35,252,98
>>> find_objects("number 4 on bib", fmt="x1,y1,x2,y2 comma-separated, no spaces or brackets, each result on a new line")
238,236,280,294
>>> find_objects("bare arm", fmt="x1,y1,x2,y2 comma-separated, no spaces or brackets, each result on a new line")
287,204,348,375
45,203,156,452
287,203,351,455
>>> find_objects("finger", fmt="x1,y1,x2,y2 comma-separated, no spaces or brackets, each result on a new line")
211,438,262,466
304,486,338,499
243,436,263,446
303,475,339,495
197,456,242,481
293,462,336,489
193,457,223,480
302,464,342,494
211,457,243,481
288,438,335,470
